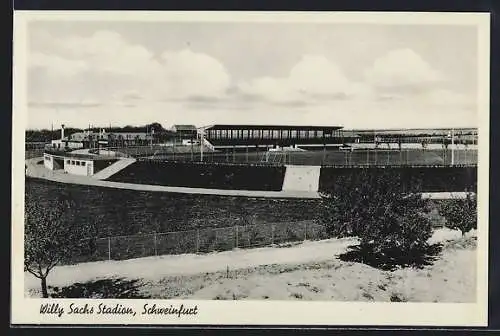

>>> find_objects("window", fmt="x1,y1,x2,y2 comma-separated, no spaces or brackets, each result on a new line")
309,130,316,138
299,130,308,138
291,130,297,138
272,130,280,139
281,130,288,139
81,162,86,166
262,130,270,138
71,160,75,165
242,130,249,138
66,160,70,164
76,161,80,166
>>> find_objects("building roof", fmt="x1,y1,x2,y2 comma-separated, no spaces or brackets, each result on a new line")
201,124,344,131
171,125,197,131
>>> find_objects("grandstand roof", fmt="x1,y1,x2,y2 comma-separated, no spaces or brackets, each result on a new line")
201,124,344,131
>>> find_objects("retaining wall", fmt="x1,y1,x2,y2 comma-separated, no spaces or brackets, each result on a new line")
319,166,477,193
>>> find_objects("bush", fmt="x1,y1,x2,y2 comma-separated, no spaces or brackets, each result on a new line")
319,169,434,269
438,193,477,235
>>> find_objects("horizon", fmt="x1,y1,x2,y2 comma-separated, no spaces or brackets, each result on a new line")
25,122,479,132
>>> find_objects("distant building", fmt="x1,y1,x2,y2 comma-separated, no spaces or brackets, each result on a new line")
170,125,198,139
68,130,152,148
48,125,84,150
50,139,84,150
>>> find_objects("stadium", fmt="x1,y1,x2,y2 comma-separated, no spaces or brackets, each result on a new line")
34,123,477,195
25,122,478,266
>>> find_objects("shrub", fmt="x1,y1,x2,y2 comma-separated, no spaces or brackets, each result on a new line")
438,193,477,236
319,169,434,269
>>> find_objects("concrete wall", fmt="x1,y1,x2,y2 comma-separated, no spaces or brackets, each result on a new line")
64,158,94,176
43,154,54,170
282,165,321,192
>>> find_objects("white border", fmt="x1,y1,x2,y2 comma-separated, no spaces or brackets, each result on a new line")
11,11,490,326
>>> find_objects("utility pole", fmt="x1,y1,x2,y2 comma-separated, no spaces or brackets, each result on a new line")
451,128,455,165
200,128,204,162
150,127,154,148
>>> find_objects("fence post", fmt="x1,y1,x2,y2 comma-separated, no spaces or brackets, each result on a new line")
304,222,307,241
196,229,200,253
271,224,275,244
153,232,157,256
107,237,111,261
235,225,239,248
214,230,218,252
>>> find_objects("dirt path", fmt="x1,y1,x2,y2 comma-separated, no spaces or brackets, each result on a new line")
24,238,355,291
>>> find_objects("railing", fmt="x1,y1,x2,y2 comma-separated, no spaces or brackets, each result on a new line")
43,149,128,160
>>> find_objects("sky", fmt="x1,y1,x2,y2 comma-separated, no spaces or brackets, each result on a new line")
25,20,479,130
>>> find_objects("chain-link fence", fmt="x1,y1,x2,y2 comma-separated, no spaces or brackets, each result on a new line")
139,148,478,167
71,221,327,264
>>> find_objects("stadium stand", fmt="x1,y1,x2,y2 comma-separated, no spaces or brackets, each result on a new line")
105,160,287,191
318,166,477,193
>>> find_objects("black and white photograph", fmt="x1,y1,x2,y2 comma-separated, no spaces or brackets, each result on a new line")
12,11,489,326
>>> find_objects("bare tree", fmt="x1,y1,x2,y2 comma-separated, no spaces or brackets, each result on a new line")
24,193,94,297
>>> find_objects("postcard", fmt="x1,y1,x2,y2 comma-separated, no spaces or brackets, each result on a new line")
12,10,490,326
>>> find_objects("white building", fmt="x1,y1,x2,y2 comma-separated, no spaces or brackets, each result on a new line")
50,139,84,150
63,158,95,176
43,153,95,176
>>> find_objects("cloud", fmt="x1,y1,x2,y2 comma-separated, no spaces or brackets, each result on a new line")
155,49,230,100
28,30,231,104
236,55,369,104
27,31,476,130
29,52,89,77
364,48,445,93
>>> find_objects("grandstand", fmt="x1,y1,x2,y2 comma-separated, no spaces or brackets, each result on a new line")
106,160,286,191
200,124,356,151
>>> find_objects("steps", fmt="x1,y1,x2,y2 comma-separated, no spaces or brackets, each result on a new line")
92,158,136,180
282,165,321,192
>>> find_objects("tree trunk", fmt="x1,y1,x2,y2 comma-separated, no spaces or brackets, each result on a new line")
41,276,48,298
